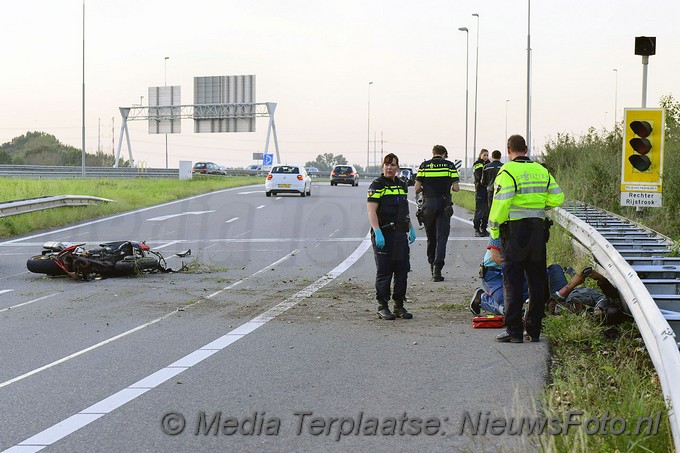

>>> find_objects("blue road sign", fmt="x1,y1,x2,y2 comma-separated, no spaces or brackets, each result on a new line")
263,154,273,166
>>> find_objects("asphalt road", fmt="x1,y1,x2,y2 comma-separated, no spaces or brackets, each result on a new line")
0,181,548,452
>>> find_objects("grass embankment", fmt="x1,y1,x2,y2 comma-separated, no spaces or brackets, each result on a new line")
452,190,672,451
0,176,259,238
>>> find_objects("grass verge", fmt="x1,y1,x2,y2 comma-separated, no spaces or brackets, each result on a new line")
0,176,259,238
540,316,672,452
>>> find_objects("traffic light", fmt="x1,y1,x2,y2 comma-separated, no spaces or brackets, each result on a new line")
635,36,656,56
628,120,653,171
621,108,665,186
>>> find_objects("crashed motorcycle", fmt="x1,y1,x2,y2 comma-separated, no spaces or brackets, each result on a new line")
26,240,187,280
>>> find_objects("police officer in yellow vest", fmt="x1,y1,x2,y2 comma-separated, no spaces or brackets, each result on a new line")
488,134,564,343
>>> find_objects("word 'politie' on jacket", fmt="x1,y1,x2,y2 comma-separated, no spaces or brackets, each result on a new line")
416,158,459,197
488,157,564,238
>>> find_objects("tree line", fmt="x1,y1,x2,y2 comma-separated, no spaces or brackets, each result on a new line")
0,131,128,167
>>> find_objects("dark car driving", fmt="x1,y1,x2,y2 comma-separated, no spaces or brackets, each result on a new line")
330,165,359,186
192,162,225,175
399,167,416,186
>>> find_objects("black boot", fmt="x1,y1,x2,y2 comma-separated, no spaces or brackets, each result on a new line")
432,266,444,282
430,263,435,278
393,302,413,319
377,302,395,320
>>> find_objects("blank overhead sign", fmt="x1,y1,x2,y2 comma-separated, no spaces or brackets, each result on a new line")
148,86,181,134
194,75,256,133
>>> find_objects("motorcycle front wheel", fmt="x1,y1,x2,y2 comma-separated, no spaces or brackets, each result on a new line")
27,256,67,276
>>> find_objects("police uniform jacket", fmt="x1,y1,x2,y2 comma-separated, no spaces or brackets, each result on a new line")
415,157,460,198
481,160,503,192
473,158,487,189
367,175,410,232
488,156,564,239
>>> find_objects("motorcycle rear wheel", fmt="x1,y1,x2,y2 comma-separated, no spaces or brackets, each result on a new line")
27,256,67,276
113,257,160,275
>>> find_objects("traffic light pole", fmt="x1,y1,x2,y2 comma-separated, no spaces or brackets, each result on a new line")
638,55,649,213
641,55,649,108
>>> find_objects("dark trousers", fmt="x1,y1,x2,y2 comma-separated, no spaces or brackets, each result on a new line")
373,230,410,306
501,219,547,337
486,189,494,221
422,197,450,268
473,187,488,231
547,264,569,294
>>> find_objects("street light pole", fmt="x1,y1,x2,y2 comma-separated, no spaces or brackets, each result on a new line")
367,81,373,172
472,13,480,165
613,68,618,126
164,56,169,169
505,99,510,144
526,0,532,154
81,1,86,177
458,27,469,180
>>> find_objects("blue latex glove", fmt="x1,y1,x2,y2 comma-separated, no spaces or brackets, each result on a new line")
408,226,416,244
374,229,385,249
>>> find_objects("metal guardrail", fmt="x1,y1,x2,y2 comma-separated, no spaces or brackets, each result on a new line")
551,202,680,451
0,195,113,218
0,164,178,178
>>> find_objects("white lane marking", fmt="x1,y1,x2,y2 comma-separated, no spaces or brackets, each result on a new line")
204,250,297,300
0,289,13,296
237,191,263,195
0,250,298,391
151,240,180,250
452,213,473,225
256,205,266,209
225,217,239,223
233,230,252,239
0,292,58,314
146,211,215,222
5,236,372,452
328,228,340,238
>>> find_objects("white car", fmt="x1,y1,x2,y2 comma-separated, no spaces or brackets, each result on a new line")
244,164,264,176
265,165,312,197
305,166,321,177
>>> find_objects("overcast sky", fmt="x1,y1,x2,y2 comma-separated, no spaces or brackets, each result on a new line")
1,0,678,169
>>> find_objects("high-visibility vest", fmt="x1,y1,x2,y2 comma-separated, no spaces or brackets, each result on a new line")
488,157,564,239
